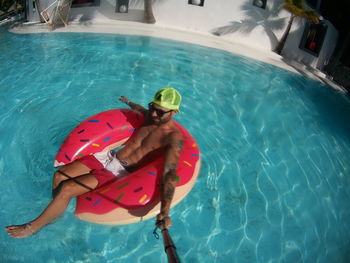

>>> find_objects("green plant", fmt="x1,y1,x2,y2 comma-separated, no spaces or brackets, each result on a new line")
274,0,319,54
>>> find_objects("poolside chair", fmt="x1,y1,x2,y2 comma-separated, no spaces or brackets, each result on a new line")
41,0,73,29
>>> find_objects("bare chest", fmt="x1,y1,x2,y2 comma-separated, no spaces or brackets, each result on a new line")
127,125,170,151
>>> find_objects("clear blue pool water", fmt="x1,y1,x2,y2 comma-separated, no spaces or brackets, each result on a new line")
1,24,350,263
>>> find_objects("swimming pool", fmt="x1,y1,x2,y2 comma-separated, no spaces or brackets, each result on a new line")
1,23,350,263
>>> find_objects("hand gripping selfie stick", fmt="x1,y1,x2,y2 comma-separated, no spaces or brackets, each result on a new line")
153,220,181,263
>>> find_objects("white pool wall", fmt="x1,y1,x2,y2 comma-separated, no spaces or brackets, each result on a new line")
21,0,342,91
67,0,338,72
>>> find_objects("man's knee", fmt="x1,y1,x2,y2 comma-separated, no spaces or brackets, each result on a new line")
53,171,66,186
56,180,80,199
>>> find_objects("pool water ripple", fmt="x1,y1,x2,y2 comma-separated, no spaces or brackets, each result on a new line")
1,25,350,262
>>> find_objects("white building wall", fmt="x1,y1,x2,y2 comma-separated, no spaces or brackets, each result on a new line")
27,0,338,71
152,0,286,51
151,0,338,70
281,18,338,70
69,0,144,22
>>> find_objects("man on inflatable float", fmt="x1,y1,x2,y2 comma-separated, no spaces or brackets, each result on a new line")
6,87,185,238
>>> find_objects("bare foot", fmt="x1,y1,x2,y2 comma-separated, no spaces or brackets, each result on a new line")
5,223,37,238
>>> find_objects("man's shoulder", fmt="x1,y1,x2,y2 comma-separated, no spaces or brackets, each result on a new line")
168,126,184,141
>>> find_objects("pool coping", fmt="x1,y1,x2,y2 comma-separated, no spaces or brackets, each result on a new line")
10,20,347,93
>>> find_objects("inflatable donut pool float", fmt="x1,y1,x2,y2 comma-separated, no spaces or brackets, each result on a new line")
54,109,201,225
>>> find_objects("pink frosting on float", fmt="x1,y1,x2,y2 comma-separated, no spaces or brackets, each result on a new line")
54,109,200,223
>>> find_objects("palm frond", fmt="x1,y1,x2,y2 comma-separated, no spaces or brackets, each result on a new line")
285,0,304,9
265,17,287,30
269,0,285,17
212,19,259,36
212,21,245,36
283,0,319,23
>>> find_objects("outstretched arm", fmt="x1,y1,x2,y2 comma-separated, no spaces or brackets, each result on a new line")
157,132,184,228
119,96,147,112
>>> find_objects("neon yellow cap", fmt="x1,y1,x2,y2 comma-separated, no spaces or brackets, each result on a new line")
152,87,182,110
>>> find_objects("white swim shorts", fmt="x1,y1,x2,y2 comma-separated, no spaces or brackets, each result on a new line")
93,151,128,177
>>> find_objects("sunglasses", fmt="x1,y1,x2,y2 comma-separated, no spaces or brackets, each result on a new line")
148,102,173,117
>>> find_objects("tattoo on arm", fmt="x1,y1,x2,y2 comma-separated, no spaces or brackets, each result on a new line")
173,139,184,153
163,182,175,201
160,163,177,215
159,137,183,215
164,163,177,181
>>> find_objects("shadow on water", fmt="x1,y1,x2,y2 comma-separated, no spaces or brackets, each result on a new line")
285,72,350,142
313,88,350,141
341,243,350,263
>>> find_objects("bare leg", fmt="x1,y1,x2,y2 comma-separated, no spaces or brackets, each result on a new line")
52,161,92,190
5,161,97,238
